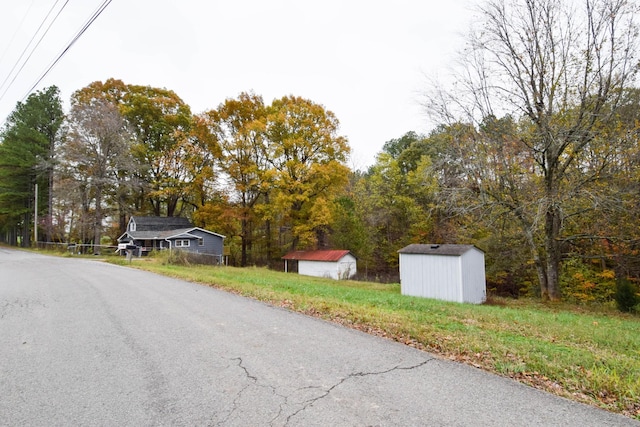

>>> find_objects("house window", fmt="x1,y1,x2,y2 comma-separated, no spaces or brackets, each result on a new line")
130,221,136,231
175,239,190,247
198,237,204,246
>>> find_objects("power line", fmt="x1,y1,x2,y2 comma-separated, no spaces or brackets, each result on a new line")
0,0,37,68
0,0,69,99
20,0,114,103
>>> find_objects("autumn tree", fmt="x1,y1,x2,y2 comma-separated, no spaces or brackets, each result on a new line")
62,98,135,253
355,151,438,272
266,95,351,251
200,92,269,266
562,88,640,280
328,170,373,275
185,115,221,210
0,86,64,245
427,0,639,300
72,79,196,219
69,79,135,232
123,84,194,217
381,131,426,174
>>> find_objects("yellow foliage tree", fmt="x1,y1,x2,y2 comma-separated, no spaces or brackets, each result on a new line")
266,96,350,250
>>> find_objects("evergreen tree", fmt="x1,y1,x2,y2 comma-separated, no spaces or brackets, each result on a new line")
0,86,64,245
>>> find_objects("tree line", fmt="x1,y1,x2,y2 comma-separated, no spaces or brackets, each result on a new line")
1,0,639,305
0,81,350,263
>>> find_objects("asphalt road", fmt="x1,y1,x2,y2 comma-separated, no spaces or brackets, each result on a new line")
0,249,637,426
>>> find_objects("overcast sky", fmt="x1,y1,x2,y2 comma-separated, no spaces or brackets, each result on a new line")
0,0,475,169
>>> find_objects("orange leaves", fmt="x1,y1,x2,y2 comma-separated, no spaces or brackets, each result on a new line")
198,93,351,259
561,259,617,304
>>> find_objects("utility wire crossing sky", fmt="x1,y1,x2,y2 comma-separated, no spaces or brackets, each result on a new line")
0,0,475,168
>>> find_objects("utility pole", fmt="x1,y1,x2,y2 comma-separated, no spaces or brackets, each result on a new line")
34,183,38,246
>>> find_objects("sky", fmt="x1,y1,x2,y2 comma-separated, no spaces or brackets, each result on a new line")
0,0,475,169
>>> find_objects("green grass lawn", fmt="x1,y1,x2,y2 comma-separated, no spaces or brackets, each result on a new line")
111,258,639,419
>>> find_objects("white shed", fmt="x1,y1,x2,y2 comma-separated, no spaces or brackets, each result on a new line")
282,250,357,280
398,244,486,304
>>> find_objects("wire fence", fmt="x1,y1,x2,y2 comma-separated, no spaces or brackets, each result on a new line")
165,250,226,266
35,241,118,255
34,241,227,266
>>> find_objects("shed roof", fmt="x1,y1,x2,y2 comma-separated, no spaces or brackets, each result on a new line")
398,244,480,256
282,249,353,262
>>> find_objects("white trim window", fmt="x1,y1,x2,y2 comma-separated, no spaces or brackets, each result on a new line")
175,239,190,247
198,237,204,246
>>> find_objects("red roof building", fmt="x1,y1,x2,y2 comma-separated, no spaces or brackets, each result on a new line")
282,250,357,280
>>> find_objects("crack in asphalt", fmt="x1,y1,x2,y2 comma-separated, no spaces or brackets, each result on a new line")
216,357,288,426
212,358,435,426
284,358,434,425
214,358,253,427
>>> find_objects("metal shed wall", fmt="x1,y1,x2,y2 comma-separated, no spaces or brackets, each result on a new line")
400,253,463,302
460,249,487,303
399,248,486,304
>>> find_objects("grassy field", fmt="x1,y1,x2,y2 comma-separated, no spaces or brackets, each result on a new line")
108,257,639,419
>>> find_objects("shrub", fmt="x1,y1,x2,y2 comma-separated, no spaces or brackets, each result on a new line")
614,278,639,313
167,250,193,266
559,258,616,304
154,249,222,266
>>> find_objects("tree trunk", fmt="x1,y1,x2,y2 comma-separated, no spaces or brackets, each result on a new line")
167,196,178,217
265,192,272,264
47,173,53,243
240,216,248,267
151,198,161,216
93,187,102,255
520,217,549,299
119,212,127,235
9,227,18,246
22,211,31,248
544,203,562,301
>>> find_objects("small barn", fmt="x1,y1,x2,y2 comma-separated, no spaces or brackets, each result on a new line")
282,250,357,280
398,244,486,304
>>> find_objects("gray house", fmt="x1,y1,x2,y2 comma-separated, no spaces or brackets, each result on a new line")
398,244,486,304
117,216,225,258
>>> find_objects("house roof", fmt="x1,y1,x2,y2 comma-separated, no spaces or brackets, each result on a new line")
397,244,480,256
131,216,193,231
118,225,225,242
120,227,192,241
282,249,353,262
